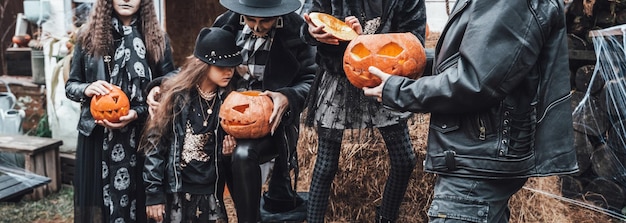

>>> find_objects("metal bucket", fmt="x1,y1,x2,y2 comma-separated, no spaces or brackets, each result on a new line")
31,49,45,85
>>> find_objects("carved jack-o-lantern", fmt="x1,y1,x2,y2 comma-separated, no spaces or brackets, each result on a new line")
343,33,427,89
90,86,130,122
219,91,274,139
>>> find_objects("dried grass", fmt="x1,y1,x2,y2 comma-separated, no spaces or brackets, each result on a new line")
295,114,614,222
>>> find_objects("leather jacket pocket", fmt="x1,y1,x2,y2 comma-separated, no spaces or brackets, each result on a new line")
430,114,460,133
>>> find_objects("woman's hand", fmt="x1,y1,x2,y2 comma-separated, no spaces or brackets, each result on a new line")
85,80,113,97
222,135,237,156
303,13,341,45
96,109,138,129
260,91,289,135
344,16,363,35
146,204,165,222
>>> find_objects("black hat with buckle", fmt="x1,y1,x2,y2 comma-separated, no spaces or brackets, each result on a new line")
219,0,301,17
194,27,243,67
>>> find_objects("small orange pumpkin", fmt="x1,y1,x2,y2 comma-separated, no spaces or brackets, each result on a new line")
219,91,273,139
309,12,358,41
343,32,427,89
12,34,31,47
90,86,130,122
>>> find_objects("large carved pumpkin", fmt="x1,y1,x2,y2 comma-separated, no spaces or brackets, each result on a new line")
219,91,273,139
309,12,358,41
90,86,130,122
343,33,427,89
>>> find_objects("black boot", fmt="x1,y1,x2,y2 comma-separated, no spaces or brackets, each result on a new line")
376,206,396,223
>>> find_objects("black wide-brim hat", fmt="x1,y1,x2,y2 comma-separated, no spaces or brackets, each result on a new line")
194,27,243,67
219,0,301,17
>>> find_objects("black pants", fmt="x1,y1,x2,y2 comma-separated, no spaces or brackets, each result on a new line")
223,126,299,223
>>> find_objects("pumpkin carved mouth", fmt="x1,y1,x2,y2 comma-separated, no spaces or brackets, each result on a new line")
90,86,130,122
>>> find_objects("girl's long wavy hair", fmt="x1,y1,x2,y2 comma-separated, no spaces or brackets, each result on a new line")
79,0,166,63
140,57,212,153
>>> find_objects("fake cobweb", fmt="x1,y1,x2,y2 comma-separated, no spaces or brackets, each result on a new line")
537,24,626,220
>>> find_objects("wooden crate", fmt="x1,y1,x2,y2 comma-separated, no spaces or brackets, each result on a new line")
0,134,62,200
4,47,32,76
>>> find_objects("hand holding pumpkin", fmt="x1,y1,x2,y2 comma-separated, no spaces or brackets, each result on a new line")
303,13,341,45
85,80,113,97
259,91,289,135
362,66,391,102
96,109,138,129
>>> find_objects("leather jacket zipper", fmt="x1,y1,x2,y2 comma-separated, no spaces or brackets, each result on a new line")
478,117,486,140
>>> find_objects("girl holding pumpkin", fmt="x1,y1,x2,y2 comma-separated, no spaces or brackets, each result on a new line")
141,27,242,223
300,0,427,222
65,0,175,222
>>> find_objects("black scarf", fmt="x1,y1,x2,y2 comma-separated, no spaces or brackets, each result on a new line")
109,16,151,102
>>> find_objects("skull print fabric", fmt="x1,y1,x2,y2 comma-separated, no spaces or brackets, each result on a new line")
103,127,140,222
110,17,151,107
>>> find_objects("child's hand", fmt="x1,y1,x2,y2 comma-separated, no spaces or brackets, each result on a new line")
146,204,165,222
147,86,161,119
222,135,237,156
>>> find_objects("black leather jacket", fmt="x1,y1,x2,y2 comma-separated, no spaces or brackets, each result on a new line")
381,0,578,178
65,37,175,136
142,92,227,206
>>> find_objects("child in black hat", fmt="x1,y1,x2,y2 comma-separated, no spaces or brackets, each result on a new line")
141,27,242,223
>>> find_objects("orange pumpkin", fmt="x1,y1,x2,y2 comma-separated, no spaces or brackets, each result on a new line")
90,86,130,122
309,12,358,41
343,32,427,89
12,34,31,47
219,91,273,139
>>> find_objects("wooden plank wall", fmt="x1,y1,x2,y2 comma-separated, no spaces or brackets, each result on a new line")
165,0,227,67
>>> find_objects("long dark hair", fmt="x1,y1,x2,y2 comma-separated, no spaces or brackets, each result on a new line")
78,0,166,63
139,57,212,153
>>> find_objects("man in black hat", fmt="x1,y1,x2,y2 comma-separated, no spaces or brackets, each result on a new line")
213,0,317,222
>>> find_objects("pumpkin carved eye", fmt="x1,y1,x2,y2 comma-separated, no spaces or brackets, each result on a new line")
219,91,273,139
343,33,427,89
378,42,403,57
350,43,372,59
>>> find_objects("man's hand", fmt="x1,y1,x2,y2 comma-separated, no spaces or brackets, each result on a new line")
362,66,392,102
259,91,289,135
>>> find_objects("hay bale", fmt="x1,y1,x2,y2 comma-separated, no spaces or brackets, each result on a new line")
296,114,613,222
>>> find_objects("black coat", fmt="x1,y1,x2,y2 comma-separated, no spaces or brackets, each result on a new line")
213,11,317,128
